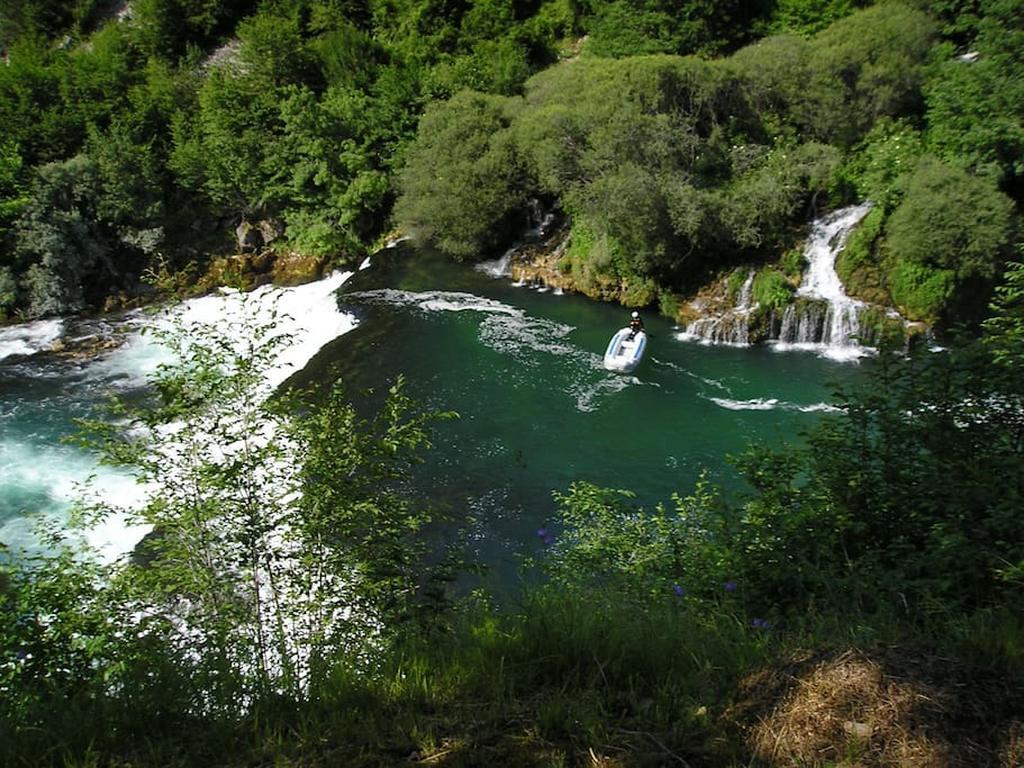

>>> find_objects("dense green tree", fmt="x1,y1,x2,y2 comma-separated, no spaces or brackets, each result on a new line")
838,118,924,211
983,256,1024,372
395,89,528,258
884,155,1016,321
807,2,937,145
923,0,1024,195
0,0,75,44
583,0,770,58
13,155,113,316
130,0,259,60
768,0,866,35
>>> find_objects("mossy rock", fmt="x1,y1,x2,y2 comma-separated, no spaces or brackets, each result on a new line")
842,262,891,306
271,252,326,286
856,306,906,347
621,277,658,308
199,254,264,291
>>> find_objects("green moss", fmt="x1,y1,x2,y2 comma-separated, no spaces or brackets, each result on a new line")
726,268,750,302
856,305,905,347
753,269,793,311
779,248,804,279
886,260,955,322
836,206,884,283
658,290,680,319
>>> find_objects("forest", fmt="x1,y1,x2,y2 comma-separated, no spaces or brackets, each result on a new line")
0,0,1020,326
2,0,1024,765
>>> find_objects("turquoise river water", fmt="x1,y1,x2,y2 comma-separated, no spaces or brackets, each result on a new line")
0,245,865,575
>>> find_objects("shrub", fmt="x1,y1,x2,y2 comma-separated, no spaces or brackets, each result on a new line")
885,155,1016,320
394,90,529,259
753,268,793,310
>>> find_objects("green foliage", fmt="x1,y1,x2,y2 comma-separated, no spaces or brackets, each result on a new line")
548,342,1024,618
923,0,1024,190
836,206,882,278
0,140,30,265
885,258,955,321
13,155,113,316
805,345,1024,610
840,119,924,211
130,0,258,60
983,257,1024,372
395,90,528,259
0,0,77,43
720,141,840,251
583,0,770,59
768,0,864,35
807,3,937,146
779,246,804,278
0,266,16,317
835,205,889,304
71,298,452,705
752,267,793,310
884,155,1017,321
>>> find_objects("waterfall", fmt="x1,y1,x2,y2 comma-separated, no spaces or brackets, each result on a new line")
772,203,873,361
475,245,517,278
680,269,757,345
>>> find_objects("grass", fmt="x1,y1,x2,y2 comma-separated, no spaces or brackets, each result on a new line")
8,593,1024,767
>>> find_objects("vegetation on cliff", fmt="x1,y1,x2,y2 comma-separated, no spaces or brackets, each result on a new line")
0,0,1020,330
396,0,1022,325
2,2,1024,762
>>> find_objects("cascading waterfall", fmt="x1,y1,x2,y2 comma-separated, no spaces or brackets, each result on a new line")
772,202,873,360
475,245,517,278
681,269,757,345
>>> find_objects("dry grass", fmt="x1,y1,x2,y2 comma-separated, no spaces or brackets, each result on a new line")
733,647,1024,767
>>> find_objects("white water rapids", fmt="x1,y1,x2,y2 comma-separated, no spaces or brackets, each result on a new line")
0,272,358,560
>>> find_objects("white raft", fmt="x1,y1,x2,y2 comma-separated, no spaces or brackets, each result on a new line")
603,327,647,373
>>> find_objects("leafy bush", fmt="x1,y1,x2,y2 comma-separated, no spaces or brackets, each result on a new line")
807,3,937,146
395,90,528,259
885,155,1017,321
753,268,793,310
923,0,1024,189
840,118,924,211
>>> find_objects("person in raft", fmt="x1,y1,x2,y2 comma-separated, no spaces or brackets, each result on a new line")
628,310,645,340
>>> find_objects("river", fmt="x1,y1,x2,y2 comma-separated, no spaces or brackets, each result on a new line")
0,244,864,575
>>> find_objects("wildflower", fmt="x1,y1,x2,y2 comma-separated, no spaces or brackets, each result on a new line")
672,583,685,597
751,618,770,630
542,534,554,546
535,527,548,538
724,580,737,592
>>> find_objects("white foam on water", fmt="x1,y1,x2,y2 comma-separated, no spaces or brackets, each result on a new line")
708,396,840,413
0,318,64,362
769,339,876,362
675,330,756,348
2,273,359,561
350,288,643,412
711,397,780,411
0,436,148,558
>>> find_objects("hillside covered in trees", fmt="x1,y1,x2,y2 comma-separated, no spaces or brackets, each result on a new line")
3,2,1024,766
0,0,1021,328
